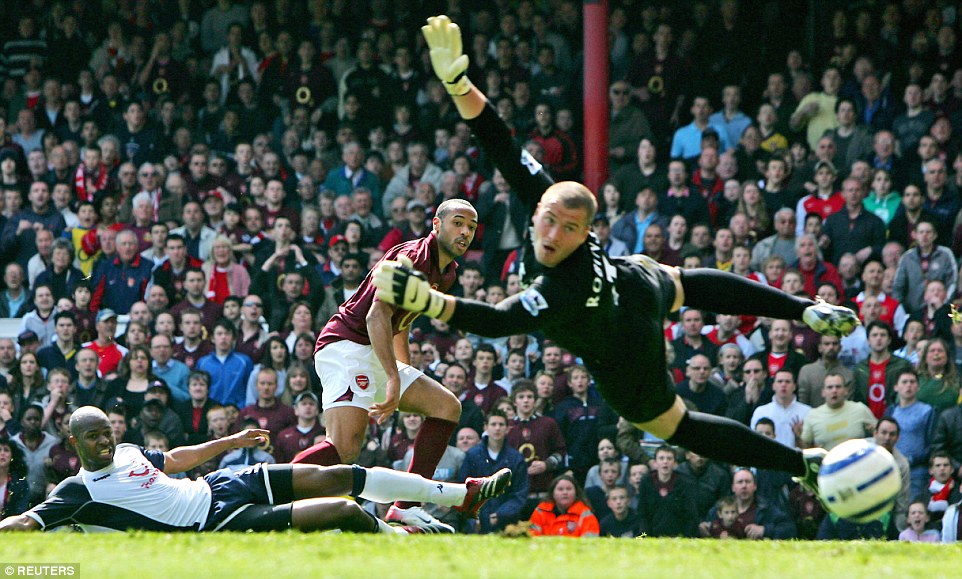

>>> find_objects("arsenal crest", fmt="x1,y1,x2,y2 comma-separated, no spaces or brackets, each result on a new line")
355,375,370,390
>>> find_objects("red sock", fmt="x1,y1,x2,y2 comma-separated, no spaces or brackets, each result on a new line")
395,417,457,509
291,439,342,466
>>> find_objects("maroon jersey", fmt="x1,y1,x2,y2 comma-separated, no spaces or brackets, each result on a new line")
238,401,296,446
172,341,213,370
316,232,458,352
47,442,81,486
505,414,567,492
463,381,509,415
273,422,325,463
170,299,224,332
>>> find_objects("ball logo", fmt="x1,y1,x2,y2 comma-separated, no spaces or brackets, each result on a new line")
355,375,370,390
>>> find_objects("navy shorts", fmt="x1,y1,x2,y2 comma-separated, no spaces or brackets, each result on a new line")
203,464,296,531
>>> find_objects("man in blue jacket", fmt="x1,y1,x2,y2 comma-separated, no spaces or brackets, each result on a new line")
459,410,528,533
197,320,253,409
90,230,153,314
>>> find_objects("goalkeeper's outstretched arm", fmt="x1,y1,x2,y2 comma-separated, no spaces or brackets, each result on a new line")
373,258,539,337
422,14,554,210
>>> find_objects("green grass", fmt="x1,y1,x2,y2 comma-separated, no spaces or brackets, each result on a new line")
3,534,960,578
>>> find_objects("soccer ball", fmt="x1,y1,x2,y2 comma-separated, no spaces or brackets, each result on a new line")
818,439,901,524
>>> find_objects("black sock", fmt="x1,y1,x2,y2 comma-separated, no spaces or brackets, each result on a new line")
351,464,367,498
680,268,814,319
667,411,807,476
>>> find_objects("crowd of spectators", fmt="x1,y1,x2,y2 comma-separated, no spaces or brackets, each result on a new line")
3,0,962,540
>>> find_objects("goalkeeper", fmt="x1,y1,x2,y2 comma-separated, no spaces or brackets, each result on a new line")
374,16,863,495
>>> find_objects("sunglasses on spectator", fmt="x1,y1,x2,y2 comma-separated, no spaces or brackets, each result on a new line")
244,302,263,308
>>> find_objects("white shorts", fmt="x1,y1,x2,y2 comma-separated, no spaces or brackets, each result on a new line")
315,340,425,411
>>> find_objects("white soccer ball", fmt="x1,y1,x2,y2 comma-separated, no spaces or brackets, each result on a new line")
818,439,901,524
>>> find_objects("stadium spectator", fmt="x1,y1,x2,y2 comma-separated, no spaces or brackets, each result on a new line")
701,468,796,539
852,322,912,418
80,309,128,378
0,438,30,518
196,320,253,409
169,269,223,332
237,367,295,447
2,181,66,270
35,311,78,380
171,309,212,370
69,348,111,411
872,416,911,532
636,445,699,538
243,337,290,408
528,474,600,537
169,201,217,262
273,392,324,465
18,284,56,347
822,178,886,264
676,354,727,416
790,66,841,151
800,372,875,451
150,333,190,404
797,334,852,408
886,370,936,499
173,371,217,447
899,502,940,542
0,263,31,318
750,369,811,449
915,339,960,412
463,344,508,416
892,220,957,315
458,410,528,533
676,449,731,521
10,404,59,506
554,365,612,483
90,230,153,315
921,452,961,532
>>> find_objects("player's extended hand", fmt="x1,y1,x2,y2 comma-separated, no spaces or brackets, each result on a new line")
369,376,400,425
373,255,446,318
227,428,270,448
421,15,471,95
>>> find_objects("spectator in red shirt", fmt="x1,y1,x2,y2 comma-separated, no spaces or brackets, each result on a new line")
80,309,128,379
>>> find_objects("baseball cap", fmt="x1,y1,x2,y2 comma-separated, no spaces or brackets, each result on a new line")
592,214,609,226
17,330,38,345
814,160,838,175
147,380,170,394
204,190,224,203
96,309,118,323
406,199,427,211
328,234,347,248
294,391,319,405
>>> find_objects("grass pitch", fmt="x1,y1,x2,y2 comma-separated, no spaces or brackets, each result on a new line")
4,533,960,578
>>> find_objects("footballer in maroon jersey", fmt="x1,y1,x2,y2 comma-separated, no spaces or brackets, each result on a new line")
294,199,477,527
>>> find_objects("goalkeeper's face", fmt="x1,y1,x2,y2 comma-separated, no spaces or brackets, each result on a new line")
434,205,478,260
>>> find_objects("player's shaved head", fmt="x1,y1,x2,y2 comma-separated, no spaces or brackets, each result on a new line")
70,406,110,438
436,198,477,221
542,181,597,226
